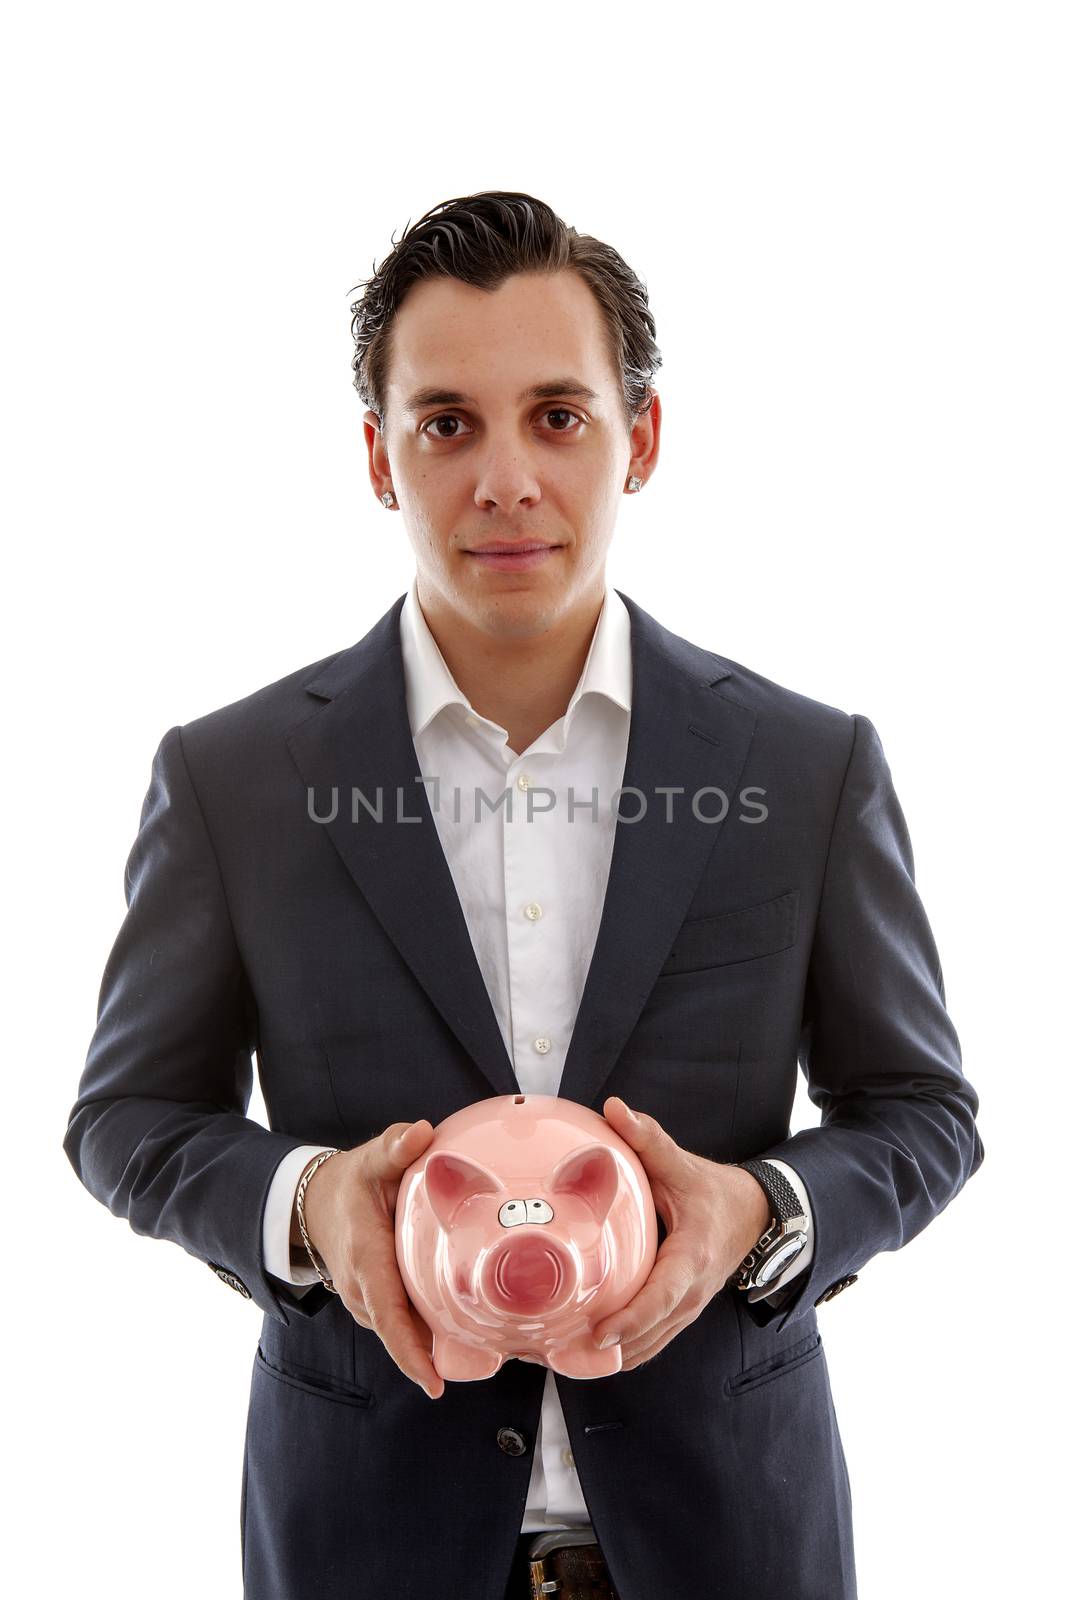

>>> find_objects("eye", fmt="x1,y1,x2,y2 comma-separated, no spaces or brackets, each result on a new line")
424,414,474,440
542,408,584,433
422,408,587,441
497,1198,555,1227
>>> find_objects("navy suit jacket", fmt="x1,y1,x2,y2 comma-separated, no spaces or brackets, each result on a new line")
63,589,984,1600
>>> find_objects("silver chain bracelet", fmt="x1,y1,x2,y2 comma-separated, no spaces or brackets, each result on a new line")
295,1147,342,1293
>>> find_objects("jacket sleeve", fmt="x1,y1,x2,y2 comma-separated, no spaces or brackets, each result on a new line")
62,724,335,1327
738,713,985,1333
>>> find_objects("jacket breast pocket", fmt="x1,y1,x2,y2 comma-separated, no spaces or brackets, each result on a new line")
659,889,800,977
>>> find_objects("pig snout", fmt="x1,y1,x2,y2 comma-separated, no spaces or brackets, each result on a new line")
481,1233,576,1315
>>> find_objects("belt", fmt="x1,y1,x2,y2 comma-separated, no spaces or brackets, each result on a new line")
518,1528,620,1600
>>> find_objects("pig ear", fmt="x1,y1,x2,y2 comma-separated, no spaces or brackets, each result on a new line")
424,1152,504,1230
545,1144,619,1226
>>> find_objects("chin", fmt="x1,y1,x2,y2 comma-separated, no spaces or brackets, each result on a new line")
472,590,561,637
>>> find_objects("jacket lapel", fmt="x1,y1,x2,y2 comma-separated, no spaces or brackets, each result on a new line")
559,597,756,1110
284,589,756,1111
284,595,520,1099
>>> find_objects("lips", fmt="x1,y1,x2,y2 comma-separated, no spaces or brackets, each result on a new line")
464,542,561,572
467,542,558,554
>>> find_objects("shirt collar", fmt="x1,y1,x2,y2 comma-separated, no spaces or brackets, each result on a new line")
399,573,632,740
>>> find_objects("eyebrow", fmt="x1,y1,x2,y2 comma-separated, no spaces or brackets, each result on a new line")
401,377,601,416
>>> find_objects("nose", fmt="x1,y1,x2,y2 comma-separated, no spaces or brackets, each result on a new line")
485,1234,571,1313
472,448,543,514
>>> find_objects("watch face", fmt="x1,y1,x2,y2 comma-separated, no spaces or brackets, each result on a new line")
753,1234,806,1288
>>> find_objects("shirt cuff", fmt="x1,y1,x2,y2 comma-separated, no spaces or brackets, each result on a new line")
745,1158,814,1304
263,1144,337,1287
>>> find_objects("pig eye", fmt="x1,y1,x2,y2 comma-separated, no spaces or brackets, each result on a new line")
499,1200,528,1228
525,1199,554,1224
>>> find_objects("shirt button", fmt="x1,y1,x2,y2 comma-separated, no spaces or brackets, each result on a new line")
523,902,543,921
516,773,531,792
561,1447,575,1468
534,1036,552,1055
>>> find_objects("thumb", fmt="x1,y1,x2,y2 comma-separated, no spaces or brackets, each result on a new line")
379,1119,434,1174
602,1097,672,1164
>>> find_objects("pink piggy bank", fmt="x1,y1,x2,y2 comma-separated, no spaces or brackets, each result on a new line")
394,1092,658,1382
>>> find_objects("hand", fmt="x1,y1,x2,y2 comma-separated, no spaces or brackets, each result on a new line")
297,1122,445,1401
586,1096,772,1373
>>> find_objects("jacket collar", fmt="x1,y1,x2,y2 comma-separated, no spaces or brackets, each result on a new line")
399,574,632,741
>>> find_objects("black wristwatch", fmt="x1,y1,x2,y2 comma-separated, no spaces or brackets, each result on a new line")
729,1159,810,1292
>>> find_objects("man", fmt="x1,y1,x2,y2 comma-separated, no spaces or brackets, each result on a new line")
63,191,984,1600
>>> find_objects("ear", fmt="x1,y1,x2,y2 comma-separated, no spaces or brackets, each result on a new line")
424,1151,504,1230
545,1144,619,1226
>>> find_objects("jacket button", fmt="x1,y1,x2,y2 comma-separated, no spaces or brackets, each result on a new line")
208,1261,252,1299
496,1427,529,1456
815,1272,859,1306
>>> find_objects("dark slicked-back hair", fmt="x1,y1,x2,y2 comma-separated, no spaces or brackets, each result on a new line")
347,190,662,434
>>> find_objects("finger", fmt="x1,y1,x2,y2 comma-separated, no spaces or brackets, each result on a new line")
622,1326,688,1371
409,1304,437,1357
592,1237,698,1348
359,1256,443,1399
620,1338,670,1373
356,1222,441,1388
621,1309,693,1367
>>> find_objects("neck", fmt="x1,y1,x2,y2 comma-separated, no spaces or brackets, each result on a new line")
415,576,607,756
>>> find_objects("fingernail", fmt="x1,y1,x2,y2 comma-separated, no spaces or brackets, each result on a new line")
598,1331,620,1349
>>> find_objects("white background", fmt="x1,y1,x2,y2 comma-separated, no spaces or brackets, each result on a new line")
6,3,1063,1595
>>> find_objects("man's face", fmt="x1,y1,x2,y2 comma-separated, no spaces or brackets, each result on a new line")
364,269,657,640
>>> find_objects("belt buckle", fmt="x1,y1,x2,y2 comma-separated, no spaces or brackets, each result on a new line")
526,1528,613,1600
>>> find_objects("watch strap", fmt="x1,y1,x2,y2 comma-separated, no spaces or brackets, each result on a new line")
734,1158,806,1223
730,1158,809,1292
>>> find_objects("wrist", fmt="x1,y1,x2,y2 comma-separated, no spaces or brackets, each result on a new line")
289,1154,325,1252
725,1163,774,1262
728,1158,810,1292
293,1147,344,1293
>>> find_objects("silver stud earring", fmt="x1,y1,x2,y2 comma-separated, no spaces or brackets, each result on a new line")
381,490,396,509
626,475,643,493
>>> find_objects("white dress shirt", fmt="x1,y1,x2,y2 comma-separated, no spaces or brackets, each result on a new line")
263,575,814,1532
